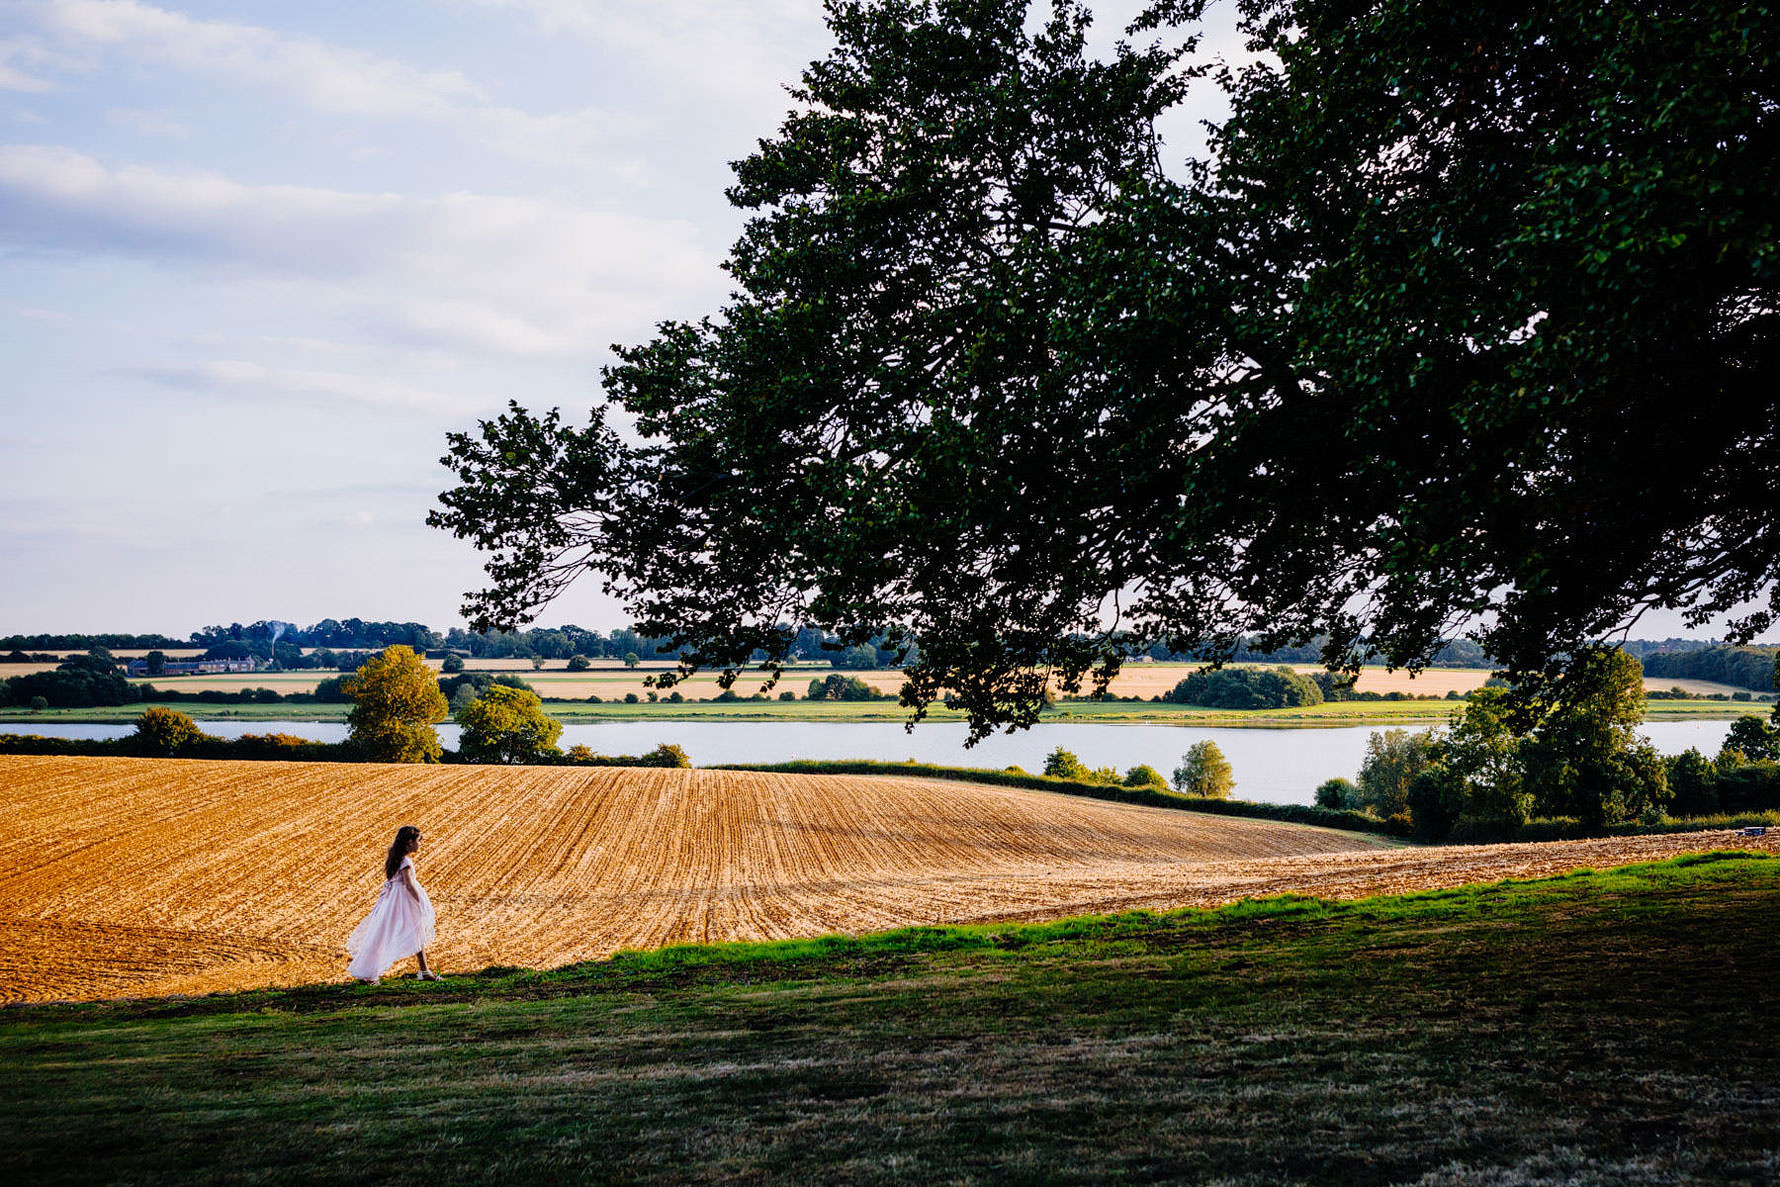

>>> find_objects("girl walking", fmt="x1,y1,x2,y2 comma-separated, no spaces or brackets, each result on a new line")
347,825,440,983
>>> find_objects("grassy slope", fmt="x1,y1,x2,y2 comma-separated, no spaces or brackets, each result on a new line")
0,696,1752,727
3,854,1777,1185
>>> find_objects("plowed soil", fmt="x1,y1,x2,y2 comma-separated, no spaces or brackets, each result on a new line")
1,756,1772,1003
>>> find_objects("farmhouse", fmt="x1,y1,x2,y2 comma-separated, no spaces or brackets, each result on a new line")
125,657,266,677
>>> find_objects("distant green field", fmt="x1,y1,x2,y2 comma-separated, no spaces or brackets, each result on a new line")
3,853,1776,1184
0,695,1755,728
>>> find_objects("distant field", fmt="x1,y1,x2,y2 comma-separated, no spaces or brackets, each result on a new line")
3,755,1776,1005
6,651,1766,706
0,694,1759,727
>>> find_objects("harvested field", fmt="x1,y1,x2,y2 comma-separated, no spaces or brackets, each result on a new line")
1,755,1774,1004
59,660,1754,704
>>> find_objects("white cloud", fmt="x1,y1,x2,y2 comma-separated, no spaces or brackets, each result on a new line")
38,0,482,116
0,34,71,91
23,0,639,167
105,105,186,137
0,145,720,358
462,0,829,133
131,360,487,415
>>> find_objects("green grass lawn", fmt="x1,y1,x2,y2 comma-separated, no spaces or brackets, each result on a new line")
4,853,1777,1184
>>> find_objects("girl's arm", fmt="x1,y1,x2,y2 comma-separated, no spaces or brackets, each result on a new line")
400,864,422,905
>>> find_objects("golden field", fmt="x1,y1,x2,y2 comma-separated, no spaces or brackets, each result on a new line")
1,756,1774,1005
97,662,1758,702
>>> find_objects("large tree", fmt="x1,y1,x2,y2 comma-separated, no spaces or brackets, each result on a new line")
342,645,449,763
433,0,1778,740
455,685,564,765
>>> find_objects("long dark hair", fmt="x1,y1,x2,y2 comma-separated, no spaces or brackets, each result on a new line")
384,825,421,880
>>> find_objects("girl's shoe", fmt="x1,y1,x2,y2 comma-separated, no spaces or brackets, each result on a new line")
415,970,443,982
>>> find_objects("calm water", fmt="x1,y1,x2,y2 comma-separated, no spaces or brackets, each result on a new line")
6,719,1738,807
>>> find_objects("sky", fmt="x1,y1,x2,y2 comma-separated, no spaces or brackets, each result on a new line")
0,1,1754,643
2,0,1252,637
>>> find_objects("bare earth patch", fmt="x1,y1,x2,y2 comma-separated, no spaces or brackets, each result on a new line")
0,755,1772,1003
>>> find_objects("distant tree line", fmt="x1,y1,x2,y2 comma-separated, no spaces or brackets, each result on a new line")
1142,636,1498,668
1641,646,1778,692
1314,651,1780,840
0,633,187,651
177,618,909,670
1165,668,1324,710
0,652,136,709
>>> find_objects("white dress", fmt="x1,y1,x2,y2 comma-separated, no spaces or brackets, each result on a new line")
345,855,436,979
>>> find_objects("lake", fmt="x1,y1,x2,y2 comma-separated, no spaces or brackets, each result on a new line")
5,719,1739,807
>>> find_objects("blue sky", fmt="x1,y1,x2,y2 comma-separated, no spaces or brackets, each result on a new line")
1,0,860,634
1,0,1235,637
0,1,1752,643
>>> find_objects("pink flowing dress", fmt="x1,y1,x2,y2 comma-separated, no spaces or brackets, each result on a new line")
345,855,436,979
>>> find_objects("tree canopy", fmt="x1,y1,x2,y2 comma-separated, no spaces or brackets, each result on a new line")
455,685,563,765
432,0,1779,740
1172,740,1234,798
342,645,449,763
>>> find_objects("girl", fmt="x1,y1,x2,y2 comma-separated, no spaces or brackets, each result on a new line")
346,825,440,983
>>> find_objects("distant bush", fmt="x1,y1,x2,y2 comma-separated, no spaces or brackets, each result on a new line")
209,733,341,761
806,673,887,702
1168,667,1322,710
1123,764,1166,789
0,731,354,763
1315,777,1359,810
132,707,203,757
1043,747,1091,781
438,672,534,702
562,742,691,769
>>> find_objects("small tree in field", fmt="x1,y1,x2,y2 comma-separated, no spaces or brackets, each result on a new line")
456,685,563,764
442,654,465,674
1043,747,1090,781
1315,777,1358,810
567,654,592,671
343,645,449,763
132,706,202,756
1124,764,1166,789
1173,741,1234,798
623,651,640,669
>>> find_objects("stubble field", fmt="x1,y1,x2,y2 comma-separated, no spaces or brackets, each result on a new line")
2,755,1774,1006
67,659,1760,702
